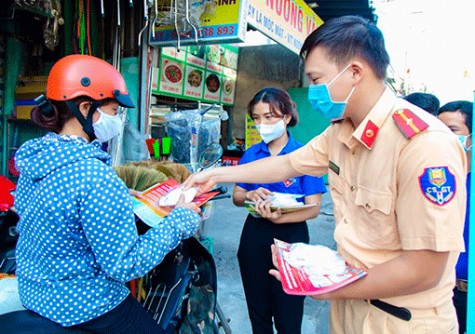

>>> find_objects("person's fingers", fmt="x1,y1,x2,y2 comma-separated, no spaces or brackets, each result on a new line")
271,244,279,267
129,189,143,198
269,269,281,281
182,174,197,190
175,193,186,205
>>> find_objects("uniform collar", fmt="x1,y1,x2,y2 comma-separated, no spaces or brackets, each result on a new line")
352,87,397,149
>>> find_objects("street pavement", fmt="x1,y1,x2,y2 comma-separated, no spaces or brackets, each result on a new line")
203,183,335,334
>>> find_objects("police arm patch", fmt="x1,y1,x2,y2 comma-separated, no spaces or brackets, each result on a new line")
418,166,456,206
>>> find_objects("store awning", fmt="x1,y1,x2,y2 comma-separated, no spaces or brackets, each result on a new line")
305,0,378,23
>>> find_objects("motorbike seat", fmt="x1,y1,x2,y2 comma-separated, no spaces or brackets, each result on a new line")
0,310,91,333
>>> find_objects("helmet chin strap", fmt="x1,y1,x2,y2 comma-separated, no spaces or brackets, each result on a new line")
66,100,102,141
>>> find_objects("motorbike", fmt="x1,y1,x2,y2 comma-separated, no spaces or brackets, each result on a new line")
0,175,19,275
0,144,232,334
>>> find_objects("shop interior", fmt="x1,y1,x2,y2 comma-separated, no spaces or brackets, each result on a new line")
0,0,371,179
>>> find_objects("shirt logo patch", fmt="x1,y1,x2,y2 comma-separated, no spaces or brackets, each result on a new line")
283,178,296,187
418,166,456,206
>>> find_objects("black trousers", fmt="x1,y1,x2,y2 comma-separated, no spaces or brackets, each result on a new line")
74,294,165,334
238,215,309,334
453,287,467,334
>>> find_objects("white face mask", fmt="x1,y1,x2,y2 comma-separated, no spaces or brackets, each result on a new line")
93,108,123,143
256,119,286,144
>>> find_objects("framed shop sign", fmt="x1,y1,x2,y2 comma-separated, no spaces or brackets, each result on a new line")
152,44,239,106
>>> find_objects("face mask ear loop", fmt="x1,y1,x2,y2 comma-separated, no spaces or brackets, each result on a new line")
344,86,357,102
467,133,472,151
86,101,102,141
328,63,352,87
66,100,101,141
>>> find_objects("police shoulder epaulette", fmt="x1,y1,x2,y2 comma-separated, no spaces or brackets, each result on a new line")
392,108,429,139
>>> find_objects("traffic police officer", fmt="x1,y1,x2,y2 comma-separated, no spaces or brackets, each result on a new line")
183,16,466,333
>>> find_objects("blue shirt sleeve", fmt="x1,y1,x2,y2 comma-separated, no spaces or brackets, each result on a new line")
80,167,201,282
235,148,256,191
301,174,327,196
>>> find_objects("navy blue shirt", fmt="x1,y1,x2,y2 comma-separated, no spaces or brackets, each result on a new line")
236,134,326,200
456,171,470,280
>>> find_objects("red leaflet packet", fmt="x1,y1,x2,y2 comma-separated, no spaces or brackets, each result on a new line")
274,239,367,296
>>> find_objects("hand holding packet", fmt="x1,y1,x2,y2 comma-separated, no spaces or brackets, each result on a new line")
274,239,367,296
159,186,199,206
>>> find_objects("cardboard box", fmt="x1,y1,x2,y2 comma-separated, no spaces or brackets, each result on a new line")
16,76,48,95
14,100,36,119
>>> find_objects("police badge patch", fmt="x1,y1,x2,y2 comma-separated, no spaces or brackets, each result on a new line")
418,166,456,206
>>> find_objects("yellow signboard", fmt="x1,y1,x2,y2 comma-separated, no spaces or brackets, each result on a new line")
245,114,262,149
150,0,248,46
247,0,323,54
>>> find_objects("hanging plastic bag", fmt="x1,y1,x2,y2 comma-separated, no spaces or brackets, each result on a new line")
165,109,202,164
198,118,220,159
122,121,150,163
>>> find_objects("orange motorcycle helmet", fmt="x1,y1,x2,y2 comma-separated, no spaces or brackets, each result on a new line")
46,54,135,108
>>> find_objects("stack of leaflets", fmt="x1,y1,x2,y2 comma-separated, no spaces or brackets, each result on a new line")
132,179,219,228
244,201,319,218
243,192,319,218
274,239,367,296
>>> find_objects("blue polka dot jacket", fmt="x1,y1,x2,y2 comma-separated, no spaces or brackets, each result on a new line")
14,133,201,326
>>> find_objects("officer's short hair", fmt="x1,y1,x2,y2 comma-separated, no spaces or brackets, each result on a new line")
404,93,440,116
300,15,390,80
438,100,473,132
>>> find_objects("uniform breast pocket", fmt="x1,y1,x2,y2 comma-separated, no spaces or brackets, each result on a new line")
354,186,399,248
328,174,346,220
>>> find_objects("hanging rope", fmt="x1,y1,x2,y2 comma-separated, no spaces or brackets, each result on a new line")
86,0,92,55
75,0,92,55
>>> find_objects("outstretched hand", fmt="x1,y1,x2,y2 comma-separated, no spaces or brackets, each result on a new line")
182,170,217,194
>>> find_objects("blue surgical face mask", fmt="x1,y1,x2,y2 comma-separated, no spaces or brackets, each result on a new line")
308,64,356,120
458,134,472,152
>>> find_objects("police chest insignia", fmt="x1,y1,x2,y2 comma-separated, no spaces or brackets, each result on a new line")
418,166,456,206
392,109,429,139
329,161,340,175
283,178,296,187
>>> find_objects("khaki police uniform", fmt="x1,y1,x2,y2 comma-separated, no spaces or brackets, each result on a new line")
289,88,466,333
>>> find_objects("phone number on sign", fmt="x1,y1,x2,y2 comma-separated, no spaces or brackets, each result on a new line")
152,24,239,43
198,25,236,38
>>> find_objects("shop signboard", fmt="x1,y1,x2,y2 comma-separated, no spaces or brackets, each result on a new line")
149,0,248,47
152,44,238,106
245,114,262,149
247,0,323,55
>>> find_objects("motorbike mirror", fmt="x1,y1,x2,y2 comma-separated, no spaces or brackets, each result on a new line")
198,143,223,171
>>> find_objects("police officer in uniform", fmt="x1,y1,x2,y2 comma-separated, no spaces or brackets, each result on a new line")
183,16,466,333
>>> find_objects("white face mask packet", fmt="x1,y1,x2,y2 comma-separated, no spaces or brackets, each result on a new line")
267,192,304,207
282,243,347,276
159,186,198,206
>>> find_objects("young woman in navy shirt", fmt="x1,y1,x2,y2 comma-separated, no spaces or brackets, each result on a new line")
233,87,327,334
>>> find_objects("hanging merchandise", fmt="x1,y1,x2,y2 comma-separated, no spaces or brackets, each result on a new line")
12,0,64,51
43,1,63,50
13,0,55,17
74,0,92,55
155,0,211,35
165,109,202,164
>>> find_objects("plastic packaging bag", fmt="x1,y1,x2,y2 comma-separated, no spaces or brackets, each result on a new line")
122,121,150,163
165,110,202,164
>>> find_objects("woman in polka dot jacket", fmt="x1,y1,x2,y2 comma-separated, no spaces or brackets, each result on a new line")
13,55,201,333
